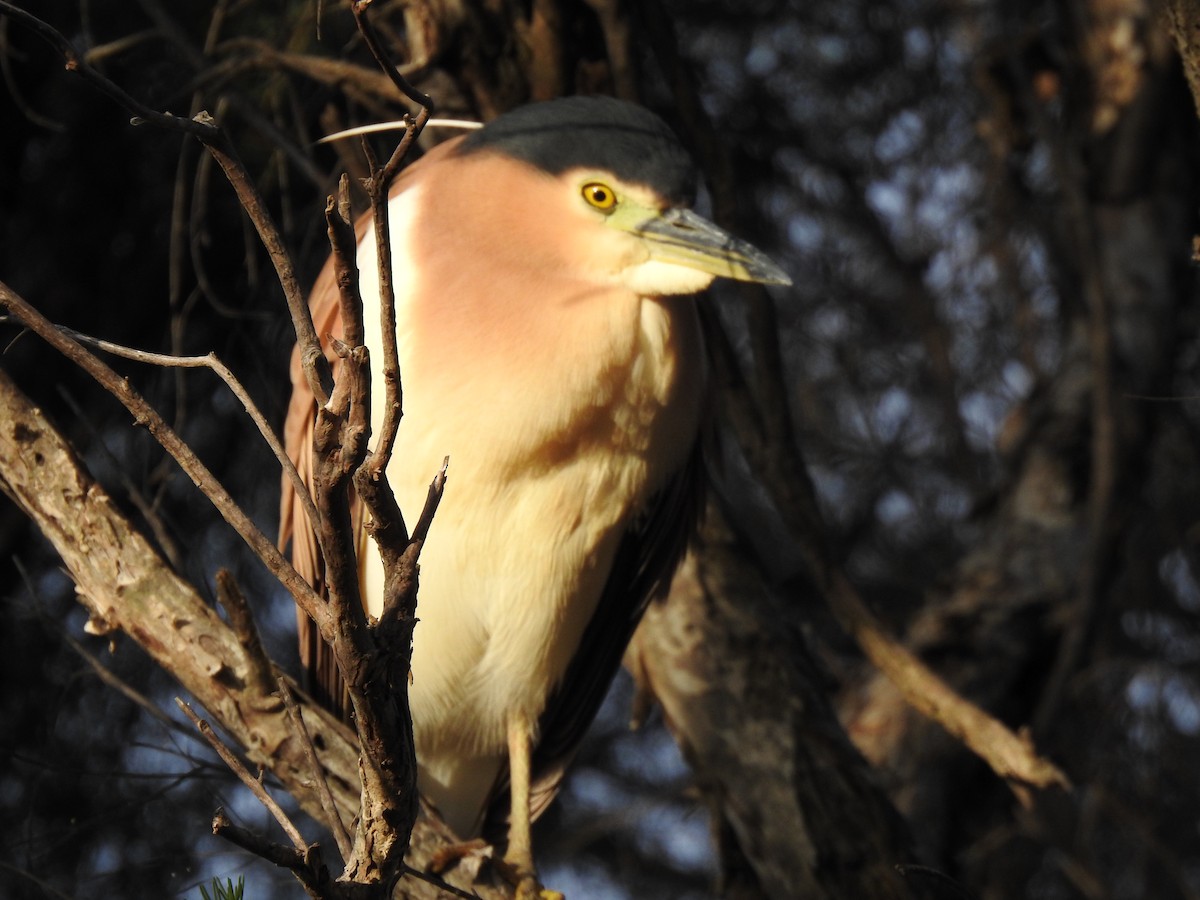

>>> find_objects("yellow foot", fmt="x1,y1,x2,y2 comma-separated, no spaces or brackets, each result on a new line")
514,878,564,900
495,858,565,900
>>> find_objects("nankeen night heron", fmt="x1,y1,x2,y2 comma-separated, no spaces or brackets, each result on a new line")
281,95,789,894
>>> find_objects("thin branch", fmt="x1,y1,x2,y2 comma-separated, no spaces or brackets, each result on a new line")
0,282,334,643
359,138,399,465
68,632,206,746
379,105,432,187
50,322,327,565
349,154,411,573
411,456,450,546
375,457,448,641
279,676,354,863
345,91,434,585
196,113,332,406
211,810,333,900
326,177,367,352
212,809,310,871
177,698,309,853
310,343,372,641
216,570,277,698
351,0,435,113
0,1,216,139
401,864,482,900
357,105,432,531
823,566,1071,797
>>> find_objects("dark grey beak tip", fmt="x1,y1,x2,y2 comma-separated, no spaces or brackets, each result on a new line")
761,264,793,287
741,248,792,287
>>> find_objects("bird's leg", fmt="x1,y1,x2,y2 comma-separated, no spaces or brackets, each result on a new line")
504,708,537,892
502,709,563,900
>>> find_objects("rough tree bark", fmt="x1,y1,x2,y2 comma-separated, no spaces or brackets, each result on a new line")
629,507,935,900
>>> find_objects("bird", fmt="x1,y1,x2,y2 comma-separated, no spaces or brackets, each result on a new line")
280,95,790,895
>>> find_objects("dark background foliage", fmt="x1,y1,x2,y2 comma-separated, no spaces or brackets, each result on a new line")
3,1,1200,898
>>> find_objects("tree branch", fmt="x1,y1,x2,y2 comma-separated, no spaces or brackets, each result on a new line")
45,324,328,571
0,282,333,640
0,363,513,899
279,676,355,863
179,698,311,853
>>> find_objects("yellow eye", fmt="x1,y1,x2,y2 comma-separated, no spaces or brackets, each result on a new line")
582,182,617,212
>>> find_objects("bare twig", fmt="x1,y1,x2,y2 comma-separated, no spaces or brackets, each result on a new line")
323,170,414,578
375,457,448,655
195,114,332,406
401,864,482,900
212,809,310,871
348,160,411,577
279,676,354,863
177,698,309,852
351,0,435,113
823,564,1071,796
360,132,406,476
211,809,333,900
69,633,205,746
215,570,276,697
343,45,434,586
324,178,367,353
411,456,450,546
52,323,326,563
379,104,433,188
0,282,333,642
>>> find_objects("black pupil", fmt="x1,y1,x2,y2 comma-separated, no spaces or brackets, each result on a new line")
592,188,608,204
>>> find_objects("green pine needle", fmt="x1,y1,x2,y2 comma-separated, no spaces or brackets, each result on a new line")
198,876,244,900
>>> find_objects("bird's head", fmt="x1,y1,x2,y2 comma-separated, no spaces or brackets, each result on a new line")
454,96,792,298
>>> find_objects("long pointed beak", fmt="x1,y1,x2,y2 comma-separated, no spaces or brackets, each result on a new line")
633,208,792,286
